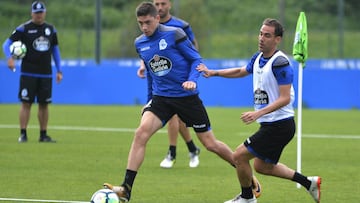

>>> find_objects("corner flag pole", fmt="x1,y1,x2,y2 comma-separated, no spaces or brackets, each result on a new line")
292,11,308,188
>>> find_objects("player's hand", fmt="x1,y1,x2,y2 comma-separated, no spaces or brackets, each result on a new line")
196,63,216,78
240,111,260,125
182,81,197,91
7,57,15,72
137,60,146,78
56,72,63,83
137,66,146,78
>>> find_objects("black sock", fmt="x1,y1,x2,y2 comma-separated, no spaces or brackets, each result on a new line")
186,140,197,153
292,172,311,190
169,145,176,159
240,186,253,199
40,130,47,138
21,129,27,136
122,169,137,191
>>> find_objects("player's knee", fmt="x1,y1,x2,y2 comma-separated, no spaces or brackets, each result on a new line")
134,127,150,144
233,145,248,161
233,150,242,162
253,160,273,175
254,164,265,174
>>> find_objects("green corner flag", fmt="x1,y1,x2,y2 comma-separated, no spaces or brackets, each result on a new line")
293,11,308,189
293,12,308,65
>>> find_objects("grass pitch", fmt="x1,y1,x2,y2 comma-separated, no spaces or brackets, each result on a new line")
0,104,359,203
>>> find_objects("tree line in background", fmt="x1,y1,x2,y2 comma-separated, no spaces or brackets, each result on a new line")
1,0,359,59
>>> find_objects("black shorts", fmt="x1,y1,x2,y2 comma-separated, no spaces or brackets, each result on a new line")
19,76,52,104
143,94,211,133
244,118,295,164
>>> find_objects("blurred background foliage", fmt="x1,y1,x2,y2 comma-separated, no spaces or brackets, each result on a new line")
1,0,359,59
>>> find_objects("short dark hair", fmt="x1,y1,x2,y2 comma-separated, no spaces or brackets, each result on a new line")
136,2,158,17
263,18,284,37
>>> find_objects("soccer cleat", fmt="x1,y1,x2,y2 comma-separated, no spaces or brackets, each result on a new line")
308,176,321,203
39,135,56,143
160,153,176,168
251,175,262,198
189,147,200,168
224,194,257,203
18,134,28,143
103,183,130,203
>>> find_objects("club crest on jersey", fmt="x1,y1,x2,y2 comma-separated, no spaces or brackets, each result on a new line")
159,39,167,50
149,54,172,76
45,28,51,36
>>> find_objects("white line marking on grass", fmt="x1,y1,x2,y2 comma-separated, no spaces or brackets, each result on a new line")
0,124,358,139
302,134,360,139
0,197,88,203
0,124,167,134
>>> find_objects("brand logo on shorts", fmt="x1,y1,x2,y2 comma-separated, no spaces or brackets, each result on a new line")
21,88,29,101
21,88,28,97
193,124,206,129
144,99,152,108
